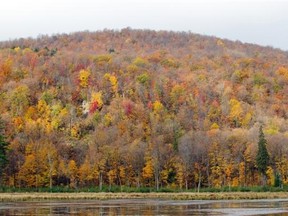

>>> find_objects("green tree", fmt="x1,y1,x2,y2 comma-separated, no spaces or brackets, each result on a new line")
256,125,269,185
0,118,9,184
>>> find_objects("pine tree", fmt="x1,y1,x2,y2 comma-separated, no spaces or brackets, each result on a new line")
0,118,9,183
256,125,269,185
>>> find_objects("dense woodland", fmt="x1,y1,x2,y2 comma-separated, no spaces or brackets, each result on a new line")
0,29,288,190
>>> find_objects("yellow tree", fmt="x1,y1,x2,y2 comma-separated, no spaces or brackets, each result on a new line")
68,160,78,188
266,166,274,186
0,58,13,85
18,143,41,188
242,143,256,186
36,99,52,134
175,161,184,189
224,163,233,189
153,101,164,114
228,98,243,127
79,159,93,187
142,155,154,187
9,85,30,116
160,168,169,187
104,73,118,95
276,156,288,184
238,162,245,186
119,165,126,188
50,103,68,131
209,142,225,188
78,69,90,88
18,154,37,187
107,169,117,189
19,142,58,188
242,111,253,128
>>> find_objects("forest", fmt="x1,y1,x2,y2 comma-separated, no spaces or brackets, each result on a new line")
0,29,288,191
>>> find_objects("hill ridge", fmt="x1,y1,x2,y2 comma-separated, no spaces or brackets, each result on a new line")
0,29,287,189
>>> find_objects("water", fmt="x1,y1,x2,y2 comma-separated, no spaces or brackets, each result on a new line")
1,199,288,215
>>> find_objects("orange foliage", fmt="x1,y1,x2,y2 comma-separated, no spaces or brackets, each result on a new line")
0,29,287,190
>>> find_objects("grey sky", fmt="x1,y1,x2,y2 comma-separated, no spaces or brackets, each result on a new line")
1,0,288,50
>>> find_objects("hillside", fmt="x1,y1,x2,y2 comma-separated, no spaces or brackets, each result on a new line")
0,29,288,189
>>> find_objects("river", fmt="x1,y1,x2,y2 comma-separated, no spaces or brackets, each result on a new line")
1,199,288,215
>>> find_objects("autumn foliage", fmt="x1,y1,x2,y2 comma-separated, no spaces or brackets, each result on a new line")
0,29,288,189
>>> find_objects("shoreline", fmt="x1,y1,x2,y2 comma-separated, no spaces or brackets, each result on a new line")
1,192,288,201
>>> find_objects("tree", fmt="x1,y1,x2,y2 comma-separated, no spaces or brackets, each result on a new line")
78,69,90,88
256,125,269,185
228,99,243,127
18,154,37,187
68,160,78,188
0,118,9,184
9,85,30,116
142,155,154,187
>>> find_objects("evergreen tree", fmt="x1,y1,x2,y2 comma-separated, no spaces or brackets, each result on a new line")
0,118,9,183
274,172,282,188
256,125,269,184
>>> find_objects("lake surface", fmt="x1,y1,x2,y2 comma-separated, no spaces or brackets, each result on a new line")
1,199,288,215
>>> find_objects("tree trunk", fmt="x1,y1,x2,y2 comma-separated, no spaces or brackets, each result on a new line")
262,173,267,186
118,174,122,192
155,170,159,191
137,173,140,188
49,174,52,189
48,153,53,189
206,162,210,188
99,172,103,191
197,172,201,193
153,159,159,191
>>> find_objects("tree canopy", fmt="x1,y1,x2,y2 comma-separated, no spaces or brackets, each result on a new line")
0,118,9,183
0,29,287,189
256,125,270,183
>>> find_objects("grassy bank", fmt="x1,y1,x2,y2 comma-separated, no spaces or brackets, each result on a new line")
1,185,288,193
1,192,288,201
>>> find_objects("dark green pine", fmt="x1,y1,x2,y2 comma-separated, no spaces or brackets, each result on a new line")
0,118,9,179
256,125,269,176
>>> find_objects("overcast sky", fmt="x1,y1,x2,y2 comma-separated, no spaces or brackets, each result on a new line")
1,0,288,50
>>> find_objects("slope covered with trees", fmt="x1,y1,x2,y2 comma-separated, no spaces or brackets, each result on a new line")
0,29,288,190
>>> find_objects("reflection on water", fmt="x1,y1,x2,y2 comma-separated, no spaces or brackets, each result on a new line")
1,199,288,215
